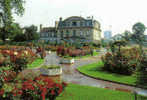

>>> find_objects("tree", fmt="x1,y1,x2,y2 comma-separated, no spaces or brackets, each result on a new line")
132,22,146,55
122,30,132,42
24,25,39,41
0,0,25,42
110,40,127,53
132,22,147,89
9,23,23,41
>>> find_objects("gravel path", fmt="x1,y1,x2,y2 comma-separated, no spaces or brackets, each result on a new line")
44,49,147,96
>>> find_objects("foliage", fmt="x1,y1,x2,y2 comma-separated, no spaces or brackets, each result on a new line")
132,22,146,54
56,46,92,57
122,30,132,42
11,57,28,74
109,40,127,53
101,47,140,75
0,74,67,100
9,23,23,41
0,47,37,73
136,56,147,89
0,0,25,42
24,25,39,41
131,22,147,89
36,46,46,59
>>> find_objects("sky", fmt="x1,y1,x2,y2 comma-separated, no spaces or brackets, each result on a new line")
14,0,147,36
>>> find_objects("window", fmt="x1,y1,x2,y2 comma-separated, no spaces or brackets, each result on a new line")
80,22,83,26
89,21,92,26
67,22,70,27
54,33,57,37
72,22,77,26
66,30,69,37
73,30,76,36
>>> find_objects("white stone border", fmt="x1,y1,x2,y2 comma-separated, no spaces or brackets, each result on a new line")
40,67,62,76
60,58,74,64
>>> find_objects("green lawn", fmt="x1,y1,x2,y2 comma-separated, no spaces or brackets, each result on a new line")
77,61,137,85
56,84,134,100
27,58,44,69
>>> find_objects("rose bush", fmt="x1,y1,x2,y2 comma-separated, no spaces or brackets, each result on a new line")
0,74,67,100
57,46,91,57
101,47,140,75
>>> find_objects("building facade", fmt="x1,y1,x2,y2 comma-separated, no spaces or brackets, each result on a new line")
104,30,112,39
40,16,101,44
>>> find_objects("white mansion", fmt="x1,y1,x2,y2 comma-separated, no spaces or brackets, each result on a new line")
40,16,101,44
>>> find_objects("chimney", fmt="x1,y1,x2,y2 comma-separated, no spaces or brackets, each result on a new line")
40,24,42,32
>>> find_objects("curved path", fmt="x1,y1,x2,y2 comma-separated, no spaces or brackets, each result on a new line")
44,49,147,96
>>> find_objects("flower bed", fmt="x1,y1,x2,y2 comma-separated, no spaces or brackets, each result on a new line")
0,74,67,100
56,46,94,58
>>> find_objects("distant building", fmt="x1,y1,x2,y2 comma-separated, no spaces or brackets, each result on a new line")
40,16,101,44
104,30,112,39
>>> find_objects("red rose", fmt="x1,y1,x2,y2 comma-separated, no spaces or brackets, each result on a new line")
0,89,4,96
51,89,55,95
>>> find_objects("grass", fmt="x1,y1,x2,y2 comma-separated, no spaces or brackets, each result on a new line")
56,84,134,100
27,58,44,69
40,65,60,69
77,61,137,85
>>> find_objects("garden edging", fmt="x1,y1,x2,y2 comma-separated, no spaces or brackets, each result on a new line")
76,68,147,90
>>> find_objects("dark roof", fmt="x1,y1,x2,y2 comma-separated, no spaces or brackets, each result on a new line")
41,27,56,32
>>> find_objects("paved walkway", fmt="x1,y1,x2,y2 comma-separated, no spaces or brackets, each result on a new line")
44,49,147,96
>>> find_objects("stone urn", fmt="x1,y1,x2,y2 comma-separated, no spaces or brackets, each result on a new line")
40,65,62,76
60,58,74,64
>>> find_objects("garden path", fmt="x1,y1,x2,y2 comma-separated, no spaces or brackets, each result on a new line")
40,48,147,96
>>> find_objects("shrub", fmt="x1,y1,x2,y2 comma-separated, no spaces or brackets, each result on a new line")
36,47,46,59
0,75,67,100
101,47,140,75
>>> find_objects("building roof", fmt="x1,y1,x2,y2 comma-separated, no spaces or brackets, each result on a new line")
41,27,56,32
63,16,86,22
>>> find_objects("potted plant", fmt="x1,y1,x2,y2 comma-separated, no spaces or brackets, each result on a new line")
40,65,62,76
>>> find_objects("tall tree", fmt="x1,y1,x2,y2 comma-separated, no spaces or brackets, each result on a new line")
133,22,147,89
122,30,132,42
132,22,146,54
24,25,39,41
0,0,25,42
